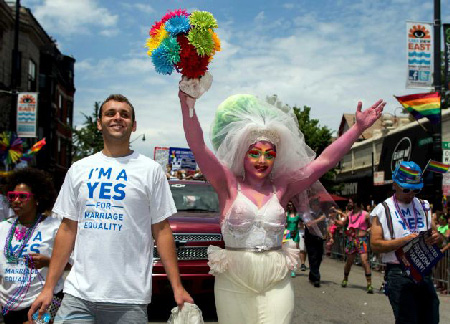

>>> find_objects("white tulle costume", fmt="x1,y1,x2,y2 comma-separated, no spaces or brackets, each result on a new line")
206,94,330,324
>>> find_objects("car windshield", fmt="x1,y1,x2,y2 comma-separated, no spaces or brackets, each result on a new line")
170,182,219,213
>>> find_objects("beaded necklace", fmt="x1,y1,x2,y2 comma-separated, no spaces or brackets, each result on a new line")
4,214,42,264
349,210,362,224
1,255,47,315
393,194,418,233
14,227,27,241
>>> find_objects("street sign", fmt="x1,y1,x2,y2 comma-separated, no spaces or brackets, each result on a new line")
443,173,450,195
444,149,450,164
374,171,385,186
443,142,450,149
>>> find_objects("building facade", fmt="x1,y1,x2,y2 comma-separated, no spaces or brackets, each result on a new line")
335,109,450,209
0,0,75,188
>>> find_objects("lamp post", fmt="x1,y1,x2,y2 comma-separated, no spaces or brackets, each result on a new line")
433,0,443,209
10,0,21,132
130,133,146,144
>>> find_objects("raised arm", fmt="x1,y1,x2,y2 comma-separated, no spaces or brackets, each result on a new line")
285,100,385,198
178,90,232,198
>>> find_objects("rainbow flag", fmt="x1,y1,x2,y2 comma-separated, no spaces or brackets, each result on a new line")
22,138,46,161
394,92,440,124
425,159,450,174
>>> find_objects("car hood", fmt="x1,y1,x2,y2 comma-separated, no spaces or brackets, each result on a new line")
169,212,221,233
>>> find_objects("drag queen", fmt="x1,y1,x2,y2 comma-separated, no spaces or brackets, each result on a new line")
178,88,384,324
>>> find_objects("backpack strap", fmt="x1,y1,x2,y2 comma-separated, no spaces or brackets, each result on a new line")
382,201,395,239
417,198,429,230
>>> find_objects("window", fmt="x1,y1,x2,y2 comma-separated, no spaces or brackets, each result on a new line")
59,93,64,120
66,100,73,125
27,59,36,91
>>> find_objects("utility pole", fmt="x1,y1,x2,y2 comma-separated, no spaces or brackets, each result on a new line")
433,0,443,209
10,0,21,132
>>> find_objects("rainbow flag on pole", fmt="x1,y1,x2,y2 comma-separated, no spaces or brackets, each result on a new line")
394,92,441,124
424,159,450,174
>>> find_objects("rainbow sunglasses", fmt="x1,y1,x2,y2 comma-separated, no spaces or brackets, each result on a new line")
7,191,34,202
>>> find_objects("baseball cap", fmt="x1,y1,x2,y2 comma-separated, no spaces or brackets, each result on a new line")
392,161,423,190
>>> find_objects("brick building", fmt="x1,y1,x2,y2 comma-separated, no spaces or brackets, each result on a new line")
0,0,75,188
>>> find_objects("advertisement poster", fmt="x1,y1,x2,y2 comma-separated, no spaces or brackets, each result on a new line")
444,24,450,91
169,147,197,171
16,92,38,137
406,22,433,89
395,231,443,282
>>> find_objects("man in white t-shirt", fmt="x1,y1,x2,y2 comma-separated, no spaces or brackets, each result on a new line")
370,161,442,324
28,94,193,323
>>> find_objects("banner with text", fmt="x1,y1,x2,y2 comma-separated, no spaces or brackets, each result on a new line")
169,147,196,171
444,24,450,91
406,22,433,89
17,92,38,137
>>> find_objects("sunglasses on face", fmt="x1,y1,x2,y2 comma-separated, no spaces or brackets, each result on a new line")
247,149,277,160
400,188,421,194
7,191,34,202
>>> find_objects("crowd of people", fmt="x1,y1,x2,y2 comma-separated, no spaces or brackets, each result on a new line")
0,83,447,324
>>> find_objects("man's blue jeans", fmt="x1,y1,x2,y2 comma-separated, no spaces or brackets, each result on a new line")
385,264,439,324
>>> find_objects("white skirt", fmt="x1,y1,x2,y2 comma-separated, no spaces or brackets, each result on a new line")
208,245,298,324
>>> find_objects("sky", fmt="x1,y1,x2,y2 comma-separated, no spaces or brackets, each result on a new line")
21,0,450,158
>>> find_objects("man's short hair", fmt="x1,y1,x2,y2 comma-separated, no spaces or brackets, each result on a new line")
99,94,135,122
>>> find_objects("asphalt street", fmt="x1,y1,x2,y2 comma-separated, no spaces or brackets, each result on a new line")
148,257,450,324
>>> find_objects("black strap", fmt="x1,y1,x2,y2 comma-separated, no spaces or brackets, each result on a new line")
382,201,395,239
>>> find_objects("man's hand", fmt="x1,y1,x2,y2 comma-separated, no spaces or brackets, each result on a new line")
27,288,54,322
425,230,441,246
28,254,50,269
173,286,194,309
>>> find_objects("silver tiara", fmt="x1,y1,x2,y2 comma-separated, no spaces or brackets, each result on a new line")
248,129,281,146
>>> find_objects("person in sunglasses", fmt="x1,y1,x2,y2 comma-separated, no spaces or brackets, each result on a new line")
370,161,442,324
0,168,68,324
179,88,385,324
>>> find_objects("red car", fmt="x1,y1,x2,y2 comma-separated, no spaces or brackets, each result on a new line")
152,180,224,297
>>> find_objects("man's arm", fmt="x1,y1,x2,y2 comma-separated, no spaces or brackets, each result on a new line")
370,216,417,253
152,219,193,307
28,218,77,321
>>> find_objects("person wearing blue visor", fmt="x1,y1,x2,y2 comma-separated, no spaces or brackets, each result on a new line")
370,161,442,324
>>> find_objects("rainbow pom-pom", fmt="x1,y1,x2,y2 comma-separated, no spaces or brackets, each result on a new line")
146,9,220,78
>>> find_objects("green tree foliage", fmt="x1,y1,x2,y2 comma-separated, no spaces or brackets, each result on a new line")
72,102,103,162
266,95,337,192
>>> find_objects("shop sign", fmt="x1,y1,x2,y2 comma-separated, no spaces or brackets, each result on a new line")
341,182,357,196
374,171,385,186
391,137,412,173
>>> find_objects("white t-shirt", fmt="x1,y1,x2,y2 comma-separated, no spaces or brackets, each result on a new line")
0,216,64,310
0,195,12,221
53,151,176,304
370,197,431,264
